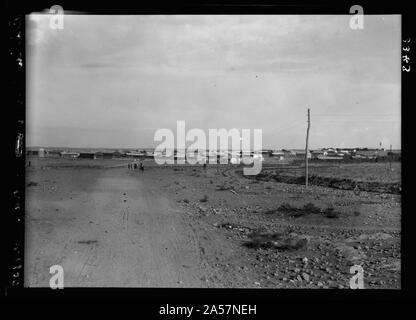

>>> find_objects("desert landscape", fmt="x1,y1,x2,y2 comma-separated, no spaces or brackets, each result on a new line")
23,14,402,291
25,156,401,289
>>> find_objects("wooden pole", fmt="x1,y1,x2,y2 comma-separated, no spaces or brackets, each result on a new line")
305,108,310,187
389,144,392,171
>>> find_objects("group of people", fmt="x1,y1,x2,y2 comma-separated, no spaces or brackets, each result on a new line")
128,161,144,171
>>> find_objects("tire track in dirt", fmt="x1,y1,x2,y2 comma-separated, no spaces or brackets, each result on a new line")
26,167,209,287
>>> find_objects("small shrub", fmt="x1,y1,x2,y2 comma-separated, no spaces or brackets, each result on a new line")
200,195,208,202
324,207,340,218
277,202,296,213
277,203,307,217
244,231,307,251
303,202,321,214
264,208,279,215
216,184,231,191
245,231,283,248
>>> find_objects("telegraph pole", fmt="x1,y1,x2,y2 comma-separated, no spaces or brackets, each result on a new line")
389,144,392,171
305,108,310,187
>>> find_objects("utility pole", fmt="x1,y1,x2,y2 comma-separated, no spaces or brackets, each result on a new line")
305,108,310,187
389,144,392,171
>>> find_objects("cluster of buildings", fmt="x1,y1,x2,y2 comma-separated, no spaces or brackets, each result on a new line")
152,148,400,163
26,148,153,160
310,148,400,160
263,148,400,161
26,147,400,162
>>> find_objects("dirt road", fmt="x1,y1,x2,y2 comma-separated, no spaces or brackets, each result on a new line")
25,167,207,287
25,158,401,289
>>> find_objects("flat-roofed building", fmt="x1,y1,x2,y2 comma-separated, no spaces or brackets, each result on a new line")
79,152,97,159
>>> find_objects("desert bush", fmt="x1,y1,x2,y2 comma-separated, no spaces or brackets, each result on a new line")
200,195,208,202
277,202,308,217
264,208,279,215
275,202,339,218
245,231,283,248
216,184,231,191
244,231,307,251
323,207,340,218
303,202,321,214
277,202,296,213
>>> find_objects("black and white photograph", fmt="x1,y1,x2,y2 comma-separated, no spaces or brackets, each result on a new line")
19,11,402,291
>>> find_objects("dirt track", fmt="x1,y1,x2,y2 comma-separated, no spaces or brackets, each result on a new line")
25,167,212,287
25,158,401,289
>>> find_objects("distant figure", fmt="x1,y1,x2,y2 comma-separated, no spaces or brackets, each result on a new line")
140,163,144,171
28,161,31,167
203,163,207,169
134,163,138,170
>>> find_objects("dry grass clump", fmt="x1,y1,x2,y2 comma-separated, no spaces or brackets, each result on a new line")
244,231,308,251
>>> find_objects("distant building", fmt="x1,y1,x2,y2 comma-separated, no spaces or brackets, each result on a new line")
294,150,311,159
260,150,273,157
94,152,104,159
281,150,297,158
324,149,338,157
375,150,388,157
311,150,327,159
354,150,377,159
60,151,80,158
27,150,39,156
126,151,146,158
112,151,125,158
79,152,97,159
271,151,285,160
102,152,114,159
338,149,350,154
252,154,264,162
48,150,62,157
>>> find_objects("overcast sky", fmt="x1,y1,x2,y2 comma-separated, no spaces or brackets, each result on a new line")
26,15,401,149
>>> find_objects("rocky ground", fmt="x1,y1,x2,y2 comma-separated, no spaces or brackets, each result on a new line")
159,162,401,289
26,157,401,289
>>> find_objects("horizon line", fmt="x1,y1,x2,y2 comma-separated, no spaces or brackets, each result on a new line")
26,145,401,151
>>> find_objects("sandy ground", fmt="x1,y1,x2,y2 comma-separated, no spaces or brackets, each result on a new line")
25,157,401,288
26,165,209,287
